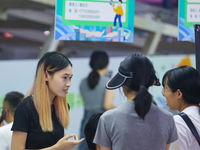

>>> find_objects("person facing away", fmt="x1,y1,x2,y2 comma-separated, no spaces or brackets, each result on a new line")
84,113,103,150
79,50,115,150
162,66,200,150
11,51,84,150
93,54,178,150
0,91,24,150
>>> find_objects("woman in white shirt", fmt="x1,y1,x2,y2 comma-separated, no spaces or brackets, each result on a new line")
162,66,200,150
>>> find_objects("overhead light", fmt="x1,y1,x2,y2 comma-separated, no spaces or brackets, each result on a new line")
4,32,14,38
44,31,50,36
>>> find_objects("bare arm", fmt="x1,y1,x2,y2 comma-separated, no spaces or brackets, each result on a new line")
103,89,116,110
165,144,170,150
11,131,27,150
11,131,84,150
100,145,112,150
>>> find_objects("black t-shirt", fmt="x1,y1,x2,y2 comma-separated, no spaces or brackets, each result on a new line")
11,96,64,149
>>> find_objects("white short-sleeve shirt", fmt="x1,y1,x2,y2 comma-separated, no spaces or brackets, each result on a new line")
169,106,200,150
0,122,13,150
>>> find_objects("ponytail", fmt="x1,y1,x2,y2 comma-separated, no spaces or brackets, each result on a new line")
87,50,108,89
87,70,100,89
134,85,152,120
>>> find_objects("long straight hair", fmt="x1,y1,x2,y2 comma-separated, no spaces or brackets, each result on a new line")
32,52,71,132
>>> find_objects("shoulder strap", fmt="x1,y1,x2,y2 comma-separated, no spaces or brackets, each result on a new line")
179,112,200,146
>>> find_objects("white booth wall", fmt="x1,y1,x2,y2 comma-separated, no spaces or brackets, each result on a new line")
0,54,195,137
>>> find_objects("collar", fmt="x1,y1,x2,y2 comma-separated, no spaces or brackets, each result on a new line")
182,105,199,114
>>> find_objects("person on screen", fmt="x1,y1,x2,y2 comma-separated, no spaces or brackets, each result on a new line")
93,54,178,150
11,52,84,150
111,0,124,30
0,91,24,150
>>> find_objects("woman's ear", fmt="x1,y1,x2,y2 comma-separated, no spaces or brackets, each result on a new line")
177,89,183,100
45,71,50,81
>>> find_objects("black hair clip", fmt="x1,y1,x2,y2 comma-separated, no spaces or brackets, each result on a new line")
154,78,161,86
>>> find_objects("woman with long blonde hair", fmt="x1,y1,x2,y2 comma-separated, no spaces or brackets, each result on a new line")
11,52,84,150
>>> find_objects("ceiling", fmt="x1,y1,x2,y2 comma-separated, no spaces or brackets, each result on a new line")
0,0,195,60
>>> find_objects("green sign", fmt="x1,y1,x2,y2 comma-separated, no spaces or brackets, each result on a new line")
67,92,83,110
0,96,4,113
184,0,200,27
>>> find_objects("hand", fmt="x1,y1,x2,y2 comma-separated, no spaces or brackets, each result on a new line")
54,134,84,150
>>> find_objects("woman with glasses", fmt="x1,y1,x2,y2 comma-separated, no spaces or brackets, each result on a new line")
162,66,200,150
93,54,178,150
